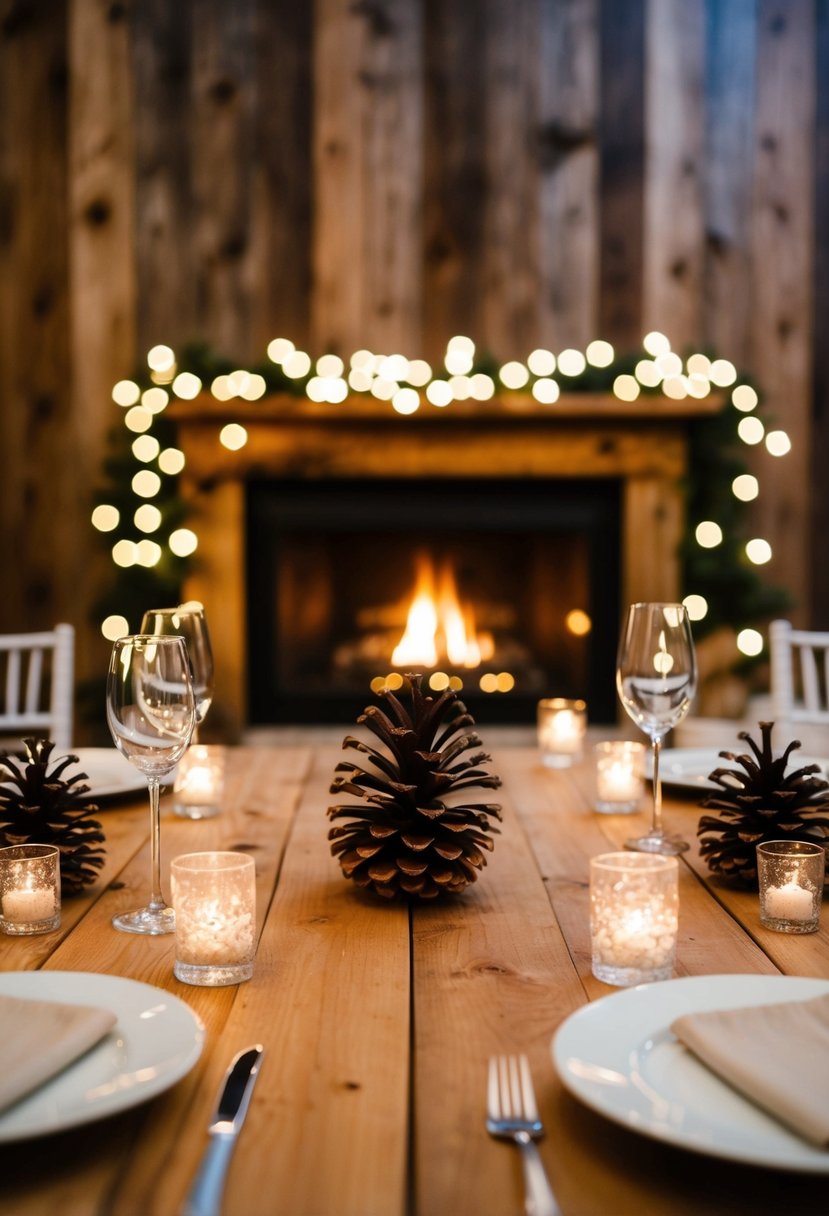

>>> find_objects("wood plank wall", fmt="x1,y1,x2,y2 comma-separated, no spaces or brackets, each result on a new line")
0,0,826,726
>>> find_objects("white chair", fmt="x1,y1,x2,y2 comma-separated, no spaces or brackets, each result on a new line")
0,624,74,750
769,619,829,732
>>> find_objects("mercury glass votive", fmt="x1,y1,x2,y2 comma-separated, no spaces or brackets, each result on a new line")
593,740,645,814
757,840,825,934
537,698,587,769
590,852,678,986
0,844,61,936
173,745,226,819
171,851,256,986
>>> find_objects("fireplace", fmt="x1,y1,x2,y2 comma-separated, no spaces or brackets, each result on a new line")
246,477,621,724
172,392,711,738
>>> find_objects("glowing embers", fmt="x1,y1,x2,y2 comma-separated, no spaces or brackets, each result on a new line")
391,551,495,670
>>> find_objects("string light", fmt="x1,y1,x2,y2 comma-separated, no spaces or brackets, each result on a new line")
100,334,791,655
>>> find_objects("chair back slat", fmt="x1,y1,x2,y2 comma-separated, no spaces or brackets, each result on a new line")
0,625,74,749
770,619,829,727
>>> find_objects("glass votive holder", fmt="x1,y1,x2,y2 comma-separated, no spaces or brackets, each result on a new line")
590,852,678,987
171,851,256,986
593,740,645,814
537,698,587,769
173,745,226,819
0,844,61,936
757,840,825,934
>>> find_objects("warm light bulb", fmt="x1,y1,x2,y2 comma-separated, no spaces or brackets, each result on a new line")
532,379,560,404
348,368,373,392
686,353,711,376
732,474,759,501
141,387,169,414
406,359,432,386
350,348,374,370
586,339,614,367
101,614,129,641
124,406,153,434
732,384,758,412
132,435,160,462
283,351,312,379
169,528,198,557
643,331,671,356
267,337,295,364
447,335,475,357
134,504,162,533
445,349,474,375
557,349,586,377
746,538,772,565
91,504,119,532
220,423,248,451
158,447,185,475
112,539,137,567
240,373,266,401
469,373,495,400
695,521,723,548
709,359,737,386
635,360,661,387
147,344,175,373
426,380,452,407
682,594,708,621
172,372,202,399
613,374,640,401
765,430,791,457
132,470,162,498
392,388,420,415
135,539,162,567
317,353,345,378
737,628,763,657
566,609,592,636
528,348,556,376
499,361,529,389
211,375,234,401
448,375,471,400
112,379,141,407
655,352,682,378
738,416,765,445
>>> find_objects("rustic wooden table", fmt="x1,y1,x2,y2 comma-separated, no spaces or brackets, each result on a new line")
0,744,827,1215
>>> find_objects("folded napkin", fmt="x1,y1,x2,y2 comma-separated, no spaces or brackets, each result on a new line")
671,992,829,1147
0,994,117,1113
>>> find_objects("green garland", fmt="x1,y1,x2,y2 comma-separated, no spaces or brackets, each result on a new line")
91,340,790,650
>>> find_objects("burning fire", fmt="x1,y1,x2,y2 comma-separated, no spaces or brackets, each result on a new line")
391,552,495,669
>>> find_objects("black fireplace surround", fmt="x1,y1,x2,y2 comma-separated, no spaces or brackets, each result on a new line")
246,477,621,725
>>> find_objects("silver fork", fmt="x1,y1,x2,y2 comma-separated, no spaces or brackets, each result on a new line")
486,1054,560,1216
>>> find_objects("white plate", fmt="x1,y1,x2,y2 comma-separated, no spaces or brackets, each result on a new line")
0,971,204,1141
58,748,146,801
553,974,829,1173
650,747,829,793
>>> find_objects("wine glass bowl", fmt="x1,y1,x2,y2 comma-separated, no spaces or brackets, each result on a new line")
107,635,195,934
616,603,697,855
140,603,214,730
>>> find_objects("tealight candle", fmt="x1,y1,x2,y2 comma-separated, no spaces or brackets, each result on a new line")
0,844,61,936
593,741,645,814
173,744,226,819
757,840,824,934
171,851,256,985
590,852,678,986
537,698,587,769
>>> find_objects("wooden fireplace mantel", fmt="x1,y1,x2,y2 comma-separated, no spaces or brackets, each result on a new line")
171,392,721,738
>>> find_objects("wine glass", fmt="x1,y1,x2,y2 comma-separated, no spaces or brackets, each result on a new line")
616,602,697,855
106,635,195,934
140,603,214,734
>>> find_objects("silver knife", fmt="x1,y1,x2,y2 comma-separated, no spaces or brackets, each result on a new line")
181,1045,265,1216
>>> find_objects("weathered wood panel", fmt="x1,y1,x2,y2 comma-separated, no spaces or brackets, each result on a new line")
747,0,815,619
643,0,706,349
597,0,645,351
538,0,600,351
312,0,424,358
811,0,829,623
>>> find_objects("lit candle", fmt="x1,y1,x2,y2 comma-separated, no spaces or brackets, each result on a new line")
538,698,587,769
594,741,644,813
171,851,256,985
1,885,56,924
763,881,814,922
0,844,61,936
590,852,678,986
173,744,225,819
757,842,824,934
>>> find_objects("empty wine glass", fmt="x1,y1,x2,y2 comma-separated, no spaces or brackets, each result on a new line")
141,603,214,734
616,602,697,855
107,635,195,934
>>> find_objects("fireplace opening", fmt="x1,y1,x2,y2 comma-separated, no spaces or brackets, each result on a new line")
246,478,621,724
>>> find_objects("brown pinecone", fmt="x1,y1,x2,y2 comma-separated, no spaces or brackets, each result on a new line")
327,675,502,899
0,738,106,895
697,721,829,887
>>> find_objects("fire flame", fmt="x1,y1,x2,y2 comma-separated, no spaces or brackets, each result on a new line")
391,553,494,669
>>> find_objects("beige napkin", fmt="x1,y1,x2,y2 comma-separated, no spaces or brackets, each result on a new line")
0,994,117,1113
671,992,829,1147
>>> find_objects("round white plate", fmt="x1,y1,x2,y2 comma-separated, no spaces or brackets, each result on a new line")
552,974,829,1173
58,748,146,801
651,747,829,793
0,971,204,1141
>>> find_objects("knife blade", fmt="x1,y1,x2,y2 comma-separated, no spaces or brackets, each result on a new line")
181,1045,265,1216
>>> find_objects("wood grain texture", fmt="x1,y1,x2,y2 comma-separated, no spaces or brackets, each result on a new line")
811,0,829,624
538,0,600,351
747,0,816,620
642,0,705,349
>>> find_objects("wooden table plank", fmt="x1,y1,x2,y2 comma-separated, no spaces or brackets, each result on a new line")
148,747,411,1216
412,747,589,1216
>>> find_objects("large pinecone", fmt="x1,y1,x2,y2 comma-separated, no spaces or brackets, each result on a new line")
697,721,829,887
327,675,502,900
0,738,106,895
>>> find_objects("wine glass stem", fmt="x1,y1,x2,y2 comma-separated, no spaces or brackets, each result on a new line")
651,737,663,838
147,777,166,911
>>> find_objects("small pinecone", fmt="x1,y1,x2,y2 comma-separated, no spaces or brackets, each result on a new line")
697,721,829,887
327,675,502,900
0,738,107,895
